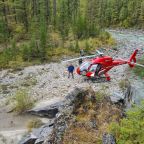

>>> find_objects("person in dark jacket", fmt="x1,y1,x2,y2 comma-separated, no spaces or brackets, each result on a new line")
68,64,75,79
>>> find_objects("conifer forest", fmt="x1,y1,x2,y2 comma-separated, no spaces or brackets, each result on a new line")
0,1,144,144
0,0,144,68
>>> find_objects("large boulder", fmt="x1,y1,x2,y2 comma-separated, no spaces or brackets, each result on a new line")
110,85,140,110
19,122,54,144
19,135,37,144
110,84,137,106
28,101,64,119
28,103,59,119
110,91,125,104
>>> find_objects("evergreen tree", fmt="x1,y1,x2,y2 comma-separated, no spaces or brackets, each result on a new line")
59,0,70,46
39,2,48,61
0,19,9,44
11,39,18,60
140,1,144,27
1,0,144,68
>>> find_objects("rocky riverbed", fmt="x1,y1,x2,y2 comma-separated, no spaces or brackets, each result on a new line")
0,29,144,144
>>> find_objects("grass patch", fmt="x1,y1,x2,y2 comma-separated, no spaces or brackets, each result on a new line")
14,90,34,114
27,118,43,132
63,127,101,144
63,101,122,144
133,57,144,78
0,84,9,91
63,90,122,144
109,101,144,144
0,134,7,144
21,77,37,87
95,86,108,102
96,91,106,102
118,79,130,91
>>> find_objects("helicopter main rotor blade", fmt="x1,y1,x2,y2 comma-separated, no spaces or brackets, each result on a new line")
96,50,104,55
62,54,96,63
62,49,105,63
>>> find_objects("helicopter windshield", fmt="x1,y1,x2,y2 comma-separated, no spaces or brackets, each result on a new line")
80,61,91,71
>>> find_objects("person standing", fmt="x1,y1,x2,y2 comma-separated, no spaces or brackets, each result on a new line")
68,64,75,79
79,48,84,65
80,48,84,56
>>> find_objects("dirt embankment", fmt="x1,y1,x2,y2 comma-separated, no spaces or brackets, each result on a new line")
62,93,123,144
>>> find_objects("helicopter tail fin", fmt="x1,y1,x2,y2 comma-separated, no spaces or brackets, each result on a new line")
128,49,139,68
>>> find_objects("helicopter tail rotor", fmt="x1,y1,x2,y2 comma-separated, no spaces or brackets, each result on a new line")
128,49,139,67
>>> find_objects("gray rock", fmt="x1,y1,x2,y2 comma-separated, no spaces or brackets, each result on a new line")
28,102,63,118
110,84,141,109
102,133,116,144
91,119,97,128
19,123,54,144
19,134,37,144
124,85,142,107
110,91,125,104
33,123,54,144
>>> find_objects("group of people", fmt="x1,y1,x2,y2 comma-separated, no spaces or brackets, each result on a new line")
67,49,84,79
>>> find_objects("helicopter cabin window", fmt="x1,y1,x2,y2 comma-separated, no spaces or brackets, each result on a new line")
80,62,91,72
89,64,98,72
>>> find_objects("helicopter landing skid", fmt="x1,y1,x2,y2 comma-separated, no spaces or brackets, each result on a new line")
83,76,109,83
90,77,108,83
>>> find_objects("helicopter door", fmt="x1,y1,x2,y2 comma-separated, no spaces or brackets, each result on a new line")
89,64,98,72
89,64,101,76
95,64,101,76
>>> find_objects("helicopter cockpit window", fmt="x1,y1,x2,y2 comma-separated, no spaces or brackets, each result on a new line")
80,62,91,72
89,64,98,72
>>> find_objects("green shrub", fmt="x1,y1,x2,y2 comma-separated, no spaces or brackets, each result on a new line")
73,16,87,39
99,31,111,41
133,57,144,78
14,90,34,114
0,84,8,91
87,24,101,38
118,79,130,91
21,77,37,87
85,40,91,53
96,90,106,102
109,102,144,144
74,40,80,53
22,44,31,61
0,134,7,144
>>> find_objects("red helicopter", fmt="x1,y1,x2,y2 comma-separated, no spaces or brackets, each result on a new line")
63,49,143,81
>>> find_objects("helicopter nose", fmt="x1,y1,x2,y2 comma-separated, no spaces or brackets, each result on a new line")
76,68,80,75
